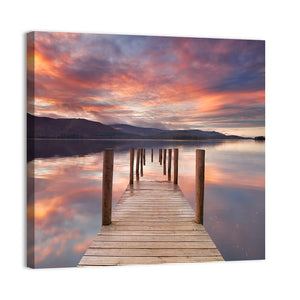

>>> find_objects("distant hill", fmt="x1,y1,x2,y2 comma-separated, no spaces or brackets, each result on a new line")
146,130,243,140
27,114,136,139
27,114,247,140
149,129,226,140
110,124,229,139
111,124,243,140
186,129,226,138
111,124,166,136
254,136,265,141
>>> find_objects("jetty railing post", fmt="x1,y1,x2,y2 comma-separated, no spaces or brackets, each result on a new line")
159,148,162,165
143,148,146,165
129,148,134,185
136,148,140,178
168,148,172,181
140,148,144,177
195,149,205,224
174,148,178,184
151,148,153,162
163,149,167,175
102,149,114,225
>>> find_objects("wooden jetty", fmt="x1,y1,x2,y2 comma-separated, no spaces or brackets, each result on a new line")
78,148,223,266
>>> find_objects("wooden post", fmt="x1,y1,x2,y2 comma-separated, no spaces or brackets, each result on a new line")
163,149,166,175
140,148,143,177
136,148,140,177
174,148,178,184
143,148,146,165
195,149,205,224
159,149,162,165
168,148,172,181
151,148,153,162
129,148,134,185
102,149,114,225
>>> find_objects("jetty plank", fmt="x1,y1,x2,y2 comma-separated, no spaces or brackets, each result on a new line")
78,256,223,266
94,235,212,242
97,230,208,236
84,248,221,256
111,219,196,222
89,241,217,248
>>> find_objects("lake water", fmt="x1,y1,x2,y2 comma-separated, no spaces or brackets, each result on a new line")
27,139,265,268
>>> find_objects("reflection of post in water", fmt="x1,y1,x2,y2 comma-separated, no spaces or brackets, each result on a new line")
135,148,140,181
151,148,153,162
143,148,146,165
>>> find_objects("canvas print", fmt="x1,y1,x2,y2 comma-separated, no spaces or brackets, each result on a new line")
27,31,265,268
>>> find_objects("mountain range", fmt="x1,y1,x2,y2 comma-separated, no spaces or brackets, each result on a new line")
27,113,246,140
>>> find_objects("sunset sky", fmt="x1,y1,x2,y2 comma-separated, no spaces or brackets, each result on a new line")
28,32,265,137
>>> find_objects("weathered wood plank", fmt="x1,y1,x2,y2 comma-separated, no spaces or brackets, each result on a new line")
112,212,195,215
78,256,223,266
112,219,193,222
114,209,193,211
100,225,205,231
112,214,195,218
84,248,221,257
112,215,195,218
112,212,194,215
114,204,192,207
112,218,195,222
113,210,194,213
94,234,212,242
118,199,188,202
111,221,197,226
90,241,216,249
117,204,190,206
113,208,194,211
116,201,189,204
97,230,207,236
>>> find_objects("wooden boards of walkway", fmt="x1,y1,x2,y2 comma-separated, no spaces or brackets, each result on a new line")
78,180,223,266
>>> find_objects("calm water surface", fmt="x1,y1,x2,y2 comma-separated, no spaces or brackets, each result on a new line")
27,139,265,268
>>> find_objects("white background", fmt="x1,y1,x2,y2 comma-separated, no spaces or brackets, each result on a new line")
1,0,300,299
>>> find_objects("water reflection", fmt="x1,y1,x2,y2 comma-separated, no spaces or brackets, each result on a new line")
27,139,265,267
